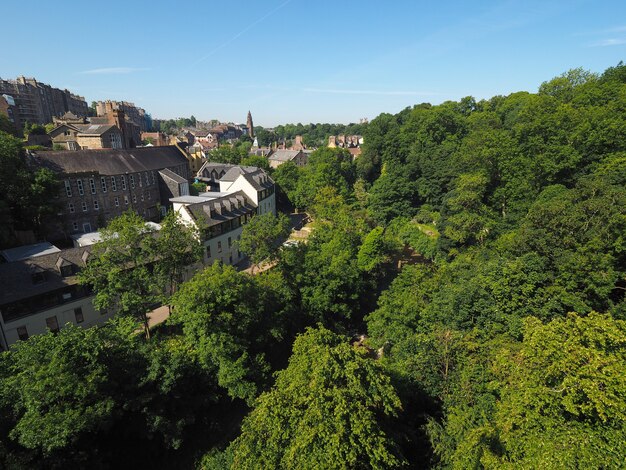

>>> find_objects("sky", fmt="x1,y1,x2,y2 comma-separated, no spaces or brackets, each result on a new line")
1,0,625,126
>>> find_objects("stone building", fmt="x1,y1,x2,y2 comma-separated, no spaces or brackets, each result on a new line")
328,134,363,158
0,94,21,132
31,146,191,239
95,100,148,132
92,102,141,148
49,123,124,150
140,131,169,146
0,76,88,125
268,149,308,169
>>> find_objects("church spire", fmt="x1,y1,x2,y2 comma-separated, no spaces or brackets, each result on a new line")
247,110,254,139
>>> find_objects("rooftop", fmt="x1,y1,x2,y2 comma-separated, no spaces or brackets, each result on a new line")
31,146,189,176
1,242,61,262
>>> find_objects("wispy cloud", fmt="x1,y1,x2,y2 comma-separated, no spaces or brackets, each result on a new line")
589,38,626,47
303,88,439,97
192,0,292,65
79,67,150,75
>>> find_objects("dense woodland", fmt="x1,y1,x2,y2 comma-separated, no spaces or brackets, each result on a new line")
0,63,625,469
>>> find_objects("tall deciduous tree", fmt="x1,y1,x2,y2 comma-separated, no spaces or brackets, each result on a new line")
236,212,290,273
228,326,405,469
79,211,161,339
0,319,137,459
170,263,278,402
150,210,202,302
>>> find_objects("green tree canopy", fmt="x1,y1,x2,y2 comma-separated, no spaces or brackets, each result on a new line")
227,326,405,469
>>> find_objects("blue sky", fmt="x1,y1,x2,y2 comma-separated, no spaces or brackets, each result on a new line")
2,0,625,126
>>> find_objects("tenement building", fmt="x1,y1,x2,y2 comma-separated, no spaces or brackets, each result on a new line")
0,76,88,125
31,146,191,240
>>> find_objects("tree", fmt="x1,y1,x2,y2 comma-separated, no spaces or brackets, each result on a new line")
207,145,243,165
357,226,389,272
228,326,405,469
240,154,269,170
459,313,626,469
78,211,161,339
236,212,290,273
149,210,202,304
170,263,278,402
0,319,137,459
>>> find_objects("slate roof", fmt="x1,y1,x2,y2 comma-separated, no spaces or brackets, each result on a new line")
268,150,301,162
159,168,188,183
241,169,274,191
31,146,189,176
184,190,256,228
0,246,91,307
195,162,274,192
73,124,117,136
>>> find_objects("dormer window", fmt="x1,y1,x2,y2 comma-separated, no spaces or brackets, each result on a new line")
56,257,75,277
30,270,46,284
60,265,73,277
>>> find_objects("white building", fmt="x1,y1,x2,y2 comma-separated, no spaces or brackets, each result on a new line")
175,163,276,266
0,245,113,350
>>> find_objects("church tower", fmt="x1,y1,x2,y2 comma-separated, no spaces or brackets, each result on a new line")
247,110,254,139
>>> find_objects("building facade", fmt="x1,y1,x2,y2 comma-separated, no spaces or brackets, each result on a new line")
176,162,276,266
32,146,191,239
0,245,113,350
268,149,308,169
95,100,148,132
0,76,88,125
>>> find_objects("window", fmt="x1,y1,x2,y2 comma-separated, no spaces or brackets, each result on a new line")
77,179,84,195
206,245,211,258
130,175,135,189
217,241,222,253
83,222,92,232
101,177,107,192
147,190,151,200
74,307,84,324
64,180,72,197
151,171,156,185
145,172,150,186
72,222,78,231
114,196,119,207
45,316,59,333
89,178,96,194
17,326,28,341
228,237,232,248
82,201,88,212
110,132,122,149
132,194,137,203
61,265,74,278
141,193,144,201
121,175,127,190
31,271,46,284
68,202,75,213
124,195,129,205
93,199,99,210
111,176,117,191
